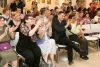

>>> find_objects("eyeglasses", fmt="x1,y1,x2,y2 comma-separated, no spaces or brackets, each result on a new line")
15,15,20,17
72,17,76,19
0,20,4,22
28,18,34,20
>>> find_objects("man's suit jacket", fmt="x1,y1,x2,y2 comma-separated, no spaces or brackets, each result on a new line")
52,19,66,41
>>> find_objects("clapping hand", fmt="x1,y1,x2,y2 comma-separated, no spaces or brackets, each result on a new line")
8,25,15,33
67,19,72,26
36,18,43,26
4,27,9,35
46,22,51,30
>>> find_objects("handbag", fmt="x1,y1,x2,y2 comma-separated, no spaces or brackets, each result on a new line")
19,58,29,67
0,42,11,51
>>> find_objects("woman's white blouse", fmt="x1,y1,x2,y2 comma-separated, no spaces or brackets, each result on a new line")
71,22,81,34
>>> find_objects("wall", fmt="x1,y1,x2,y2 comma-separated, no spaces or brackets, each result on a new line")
0,0,93,13
86,0,92,8
6,0,93,10
25,0,65,10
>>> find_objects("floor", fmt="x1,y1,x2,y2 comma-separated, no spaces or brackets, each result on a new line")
9,42,100,67
55,43,100,67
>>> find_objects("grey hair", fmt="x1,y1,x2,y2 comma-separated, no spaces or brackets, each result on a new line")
35,15,43,22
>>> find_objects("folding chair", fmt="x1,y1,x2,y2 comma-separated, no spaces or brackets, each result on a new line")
10,32,19,47
91,24,100,51
56,44,66,63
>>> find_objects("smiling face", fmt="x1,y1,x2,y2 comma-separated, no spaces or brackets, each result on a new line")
12,12,21,21
58,12,65,21
45,10,51,18
25,16,35,25
0,17,5,27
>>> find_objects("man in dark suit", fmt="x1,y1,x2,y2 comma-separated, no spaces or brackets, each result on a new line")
52,11,86,65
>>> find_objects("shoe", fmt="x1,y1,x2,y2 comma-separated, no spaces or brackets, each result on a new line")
50,64,56,67
84,56,89,60
79,50,86,55
42,57,48,64
68,61,74,65
80,55,89,60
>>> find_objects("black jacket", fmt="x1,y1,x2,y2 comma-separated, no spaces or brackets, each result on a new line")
67,6,73,11
52,19,69,41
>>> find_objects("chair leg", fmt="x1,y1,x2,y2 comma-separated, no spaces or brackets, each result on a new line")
73,50,76,59
97,39,99,51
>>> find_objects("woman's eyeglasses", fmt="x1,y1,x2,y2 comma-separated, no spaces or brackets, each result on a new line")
0,20,4,22
72,17,76,19
28,18,35,20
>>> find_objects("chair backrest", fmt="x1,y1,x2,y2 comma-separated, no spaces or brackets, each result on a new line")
90,24,100,33
10,32,19,46
82,24,92,34
56,44,66,47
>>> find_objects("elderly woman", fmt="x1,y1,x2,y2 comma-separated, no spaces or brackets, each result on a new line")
0,16,18,67
16,14,42,67
36,16,57,67
68,14,89,60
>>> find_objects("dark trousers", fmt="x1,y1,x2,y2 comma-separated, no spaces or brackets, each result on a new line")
69,35,88,56
56,36,80,61
17,45,41,67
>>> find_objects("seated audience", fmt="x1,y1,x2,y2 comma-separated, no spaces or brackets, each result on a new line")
16,7,25,19
2,7,11,27
33,7,40,18
60,3,66,12
8,11,22,32
10,0,25,14
94,10,100,23
52,9,62,22
50,9,55,15
74,0,80,11
31,1,36,10
68,14,89,60
0,16,18,67
36,16,57,67
88,2,96,19
67,2,73,12
52,11,86,65
16,14,41,67
77,12,86,25
77,4,86,13
83,13,91,24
